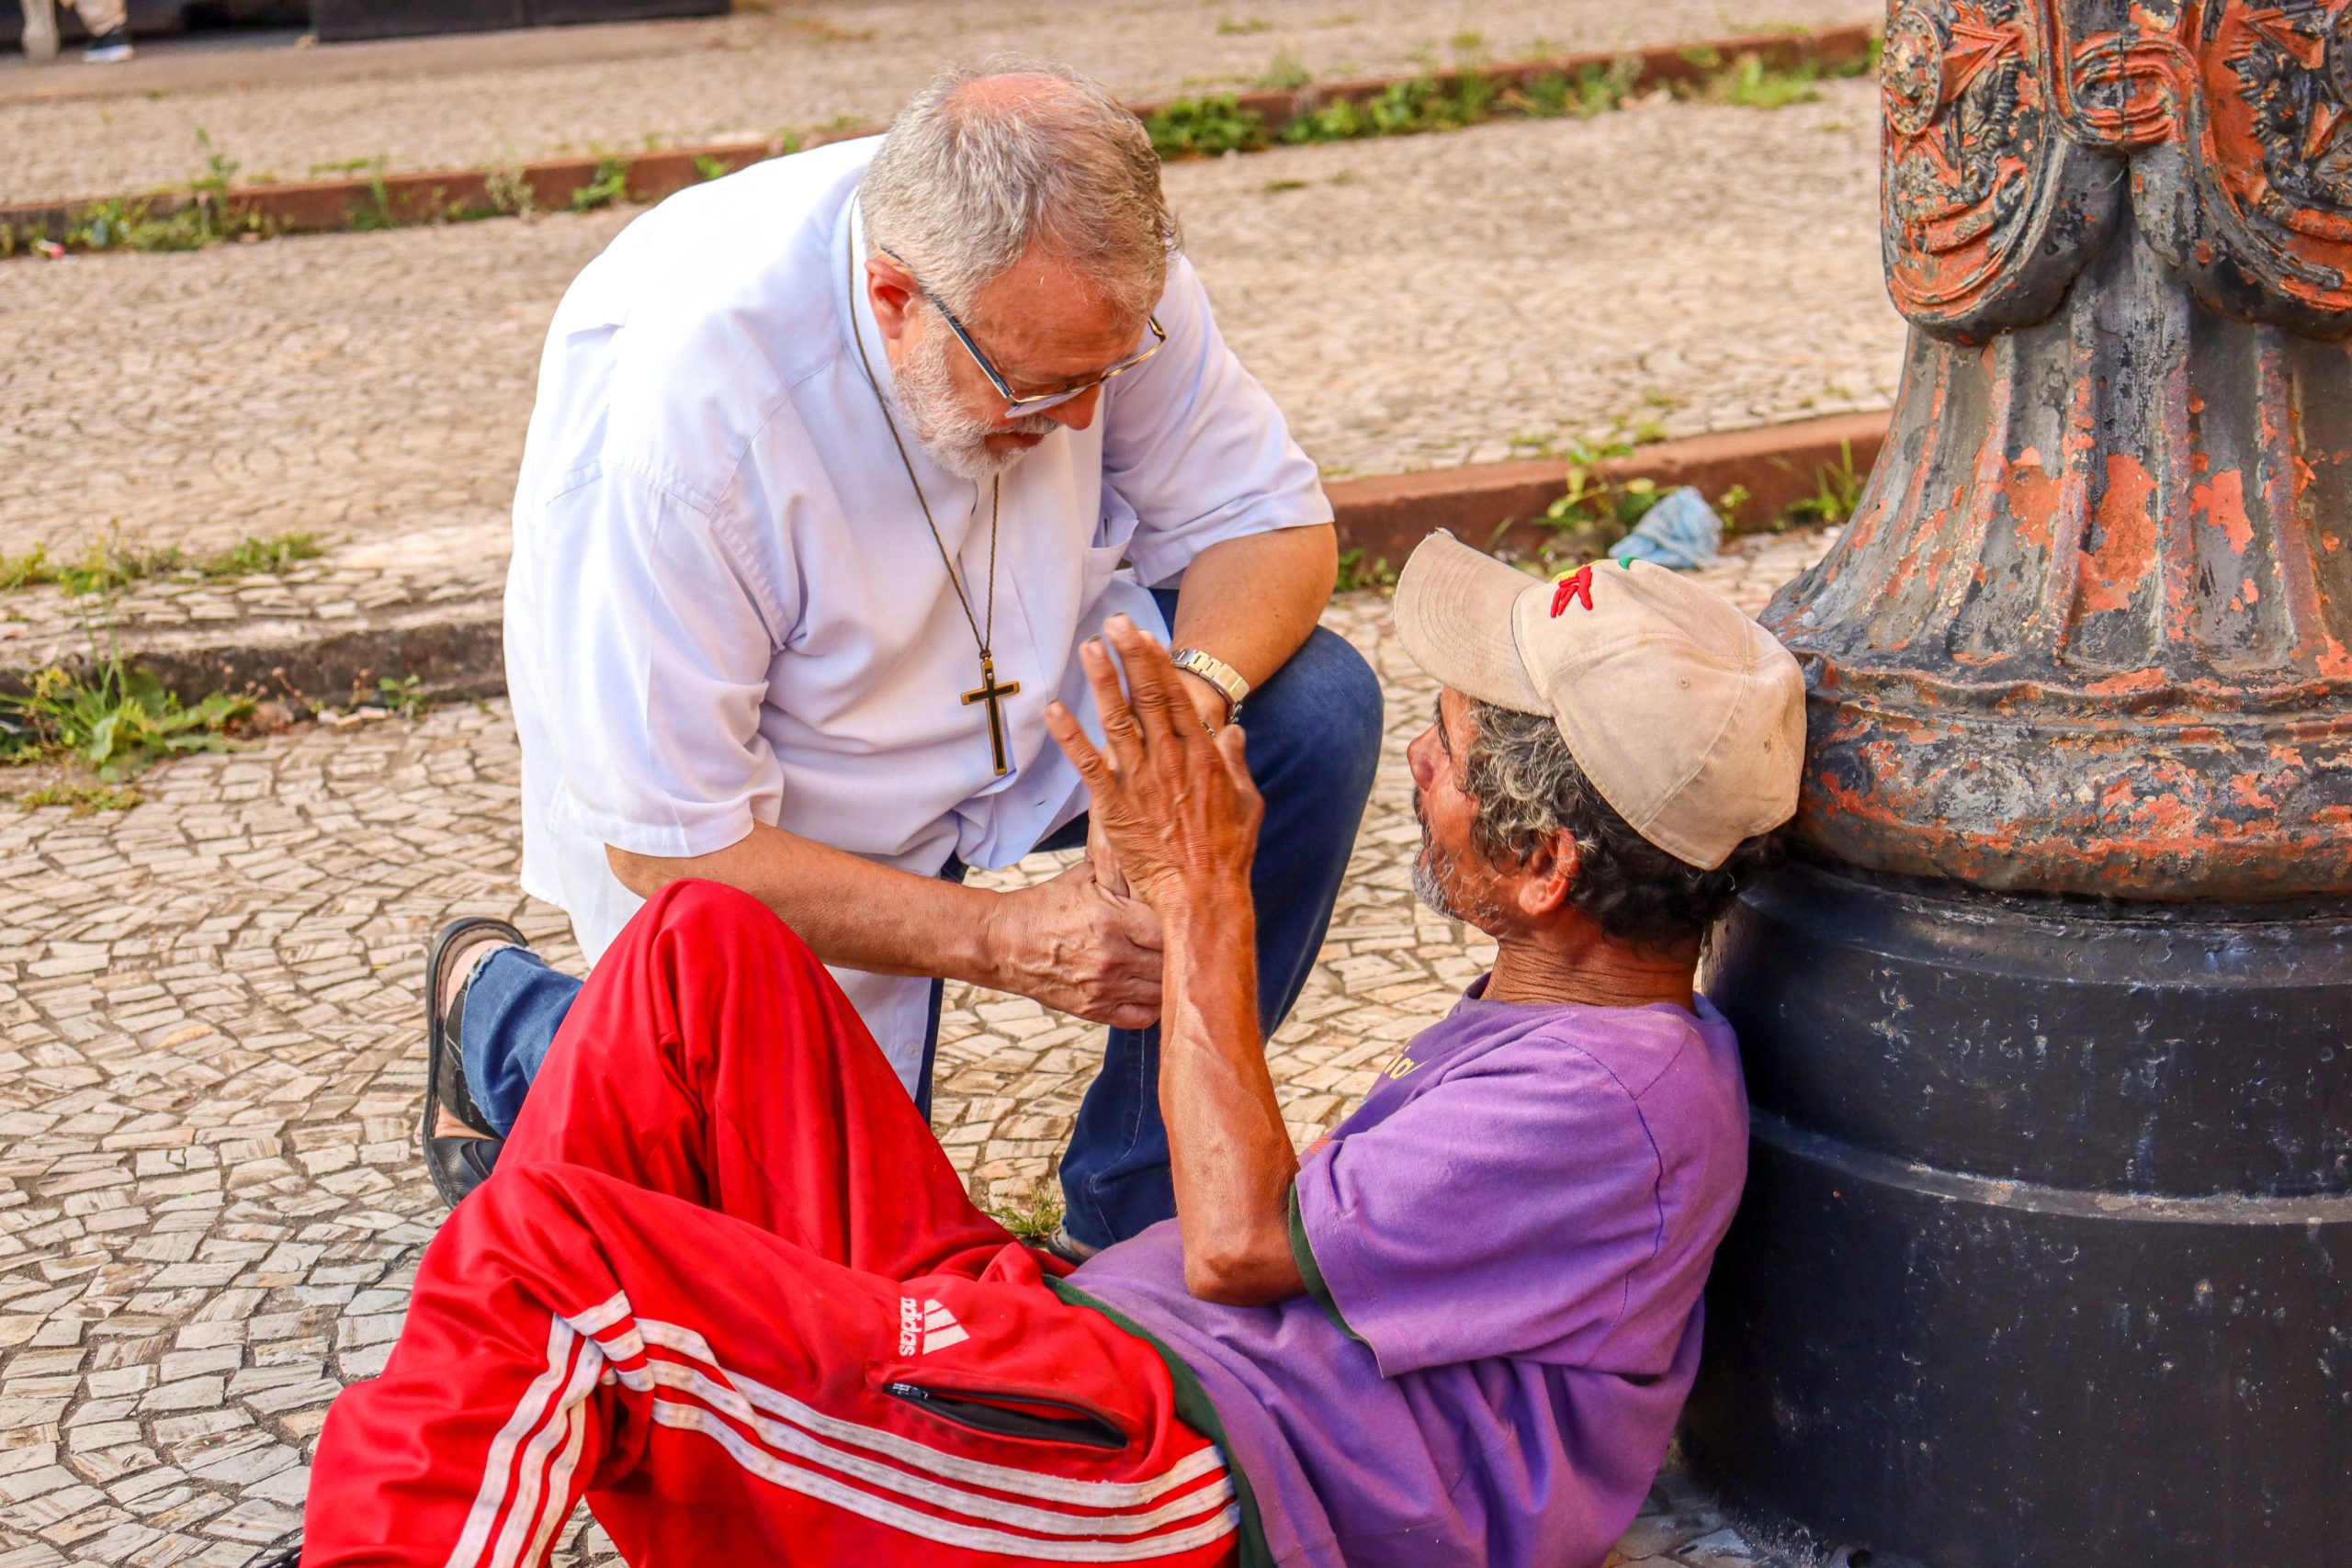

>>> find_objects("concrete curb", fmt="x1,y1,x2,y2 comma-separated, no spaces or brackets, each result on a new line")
1,25,1877,251
1325,411,1886,571
1,412,1886,709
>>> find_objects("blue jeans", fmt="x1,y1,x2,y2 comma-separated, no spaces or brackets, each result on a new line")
463,587,1384,1247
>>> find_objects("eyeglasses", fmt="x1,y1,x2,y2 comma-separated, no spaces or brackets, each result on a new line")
880,248,1166,417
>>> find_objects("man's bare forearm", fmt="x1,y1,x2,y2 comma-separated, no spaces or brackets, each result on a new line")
1168,525,1337,692
1160,897,1304,1305
608,825,995,980
608,822,1166,1030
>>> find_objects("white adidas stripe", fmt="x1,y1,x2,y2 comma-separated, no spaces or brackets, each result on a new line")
638,1318,1228,1508
442,1315,579,1568
517,1365,597,1568
441,1294,1234,1568
488,1329,607,1568
650,1401,1239,1562
565,1292,633,1336
641,1359,1233,1537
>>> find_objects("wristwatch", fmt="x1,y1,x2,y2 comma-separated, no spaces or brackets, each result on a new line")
1169,648,1250,722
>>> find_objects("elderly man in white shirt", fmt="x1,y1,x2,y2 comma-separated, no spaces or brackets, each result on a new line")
421,56,1384,1257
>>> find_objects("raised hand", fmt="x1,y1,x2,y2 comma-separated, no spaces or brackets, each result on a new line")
1044,615,1264,918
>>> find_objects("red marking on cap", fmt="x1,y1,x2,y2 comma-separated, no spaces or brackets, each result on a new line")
1550,565,1595,616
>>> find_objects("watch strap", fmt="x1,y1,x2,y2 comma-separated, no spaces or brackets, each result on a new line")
1169,648,1250,720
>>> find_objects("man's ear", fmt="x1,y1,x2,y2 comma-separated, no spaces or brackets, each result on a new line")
865,254,919,343
1512,829,1580,919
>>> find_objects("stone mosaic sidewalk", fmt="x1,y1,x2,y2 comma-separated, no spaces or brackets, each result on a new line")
0,81,1899,678
0,0,1879,207
0,537,1839,1567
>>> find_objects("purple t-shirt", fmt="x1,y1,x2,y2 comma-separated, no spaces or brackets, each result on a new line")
1067,984,1748,1568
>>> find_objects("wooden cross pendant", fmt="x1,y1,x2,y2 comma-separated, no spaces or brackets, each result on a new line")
962,653,1022,777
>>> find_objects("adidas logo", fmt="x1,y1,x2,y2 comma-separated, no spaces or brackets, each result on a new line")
898,1297,969,1357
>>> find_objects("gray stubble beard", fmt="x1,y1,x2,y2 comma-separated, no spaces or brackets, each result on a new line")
1411,795,1502,930
895,321,1062,482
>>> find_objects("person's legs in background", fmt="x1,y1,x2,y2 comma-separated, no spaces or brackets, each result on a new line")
19,0,59,62
1055,589,1383,1250
458,946,583,1136
71,0,130,61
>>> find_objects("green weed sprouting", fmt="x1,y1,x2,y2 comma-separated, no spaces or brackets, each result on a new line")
66,130,274,254
1,658,253,781
1777,441,1866,528
1142,95,1272,158
482,162,536,218
374,674,431,721
984,1179,1067,1243
1715,52,1825,108
1256,50,1313,92
1336,548,1399,593
348,158,397,231
571,155,633,212
0,530,323,595
6,780,142,815
204,531,322,577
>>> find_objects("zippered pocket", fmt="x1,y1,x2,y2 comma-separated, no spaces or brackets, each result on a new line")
883,1382,1127,1450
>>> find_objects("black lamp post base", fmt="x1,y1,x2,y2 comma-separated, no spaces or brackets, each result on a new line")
1687,863,2352,1568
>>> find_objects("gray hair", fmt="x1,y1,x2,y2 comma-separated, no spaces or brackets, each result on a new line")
1460,699,1784,950
860,55,1179,321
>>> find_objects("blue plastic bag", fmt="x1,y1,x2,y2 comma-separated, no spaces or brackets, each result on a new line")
1609,485,1722,570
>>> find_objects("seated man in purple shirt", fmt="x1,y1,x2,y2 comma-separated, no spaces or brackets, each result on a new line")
300,530,1804,1568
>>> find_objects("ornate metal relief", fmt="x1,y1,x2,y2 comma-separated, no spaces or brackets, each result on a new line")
1878,0,2352,335
1882,0,2121,334
2183,2,2352,327
1776,0,2352,899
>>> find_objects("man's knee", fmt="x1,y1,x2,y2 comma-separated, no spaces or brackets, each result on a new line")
639,879,820,971
1250,628,1385,789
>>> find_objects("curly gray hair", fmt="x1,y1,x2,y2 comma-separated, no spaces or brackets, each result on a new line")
859,55,1179,321
1459,699,1785,949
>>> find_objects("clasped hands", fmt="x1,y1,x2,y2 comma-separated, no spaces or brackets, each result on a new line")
982,616,1262,1029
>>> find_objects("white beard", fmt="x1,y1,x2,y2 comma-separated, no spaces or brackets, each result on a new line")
894,324,1061,482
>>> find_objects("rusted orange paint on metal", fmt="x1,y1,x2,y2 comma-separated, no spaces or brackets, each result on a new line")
2079,453,2158,614
2007,448,2062,554
2195,468,2256,555
1770,1,2352,900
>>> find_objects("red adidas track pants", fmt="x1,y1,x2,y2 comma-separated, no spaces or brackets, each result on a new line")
303,880,1238,1568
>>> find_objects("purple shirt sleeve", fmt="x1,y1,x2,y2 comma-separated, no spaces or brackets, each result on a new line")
1291,1041,1668,1377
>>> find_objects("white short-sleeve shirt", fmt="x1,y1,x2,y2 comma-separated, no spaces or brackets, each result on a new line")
503,138,1331,1089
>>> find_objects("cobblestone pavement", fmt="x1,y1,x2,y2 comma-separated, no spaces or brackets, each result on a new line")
0,0,1880,206
0,534,1837,1567
0,82,1898,672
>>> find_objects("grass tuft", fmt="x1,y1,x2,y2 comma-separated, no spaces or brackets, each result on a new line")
571,156,632,213
203,531,322,578
0,530,324,596
1143,94,1271,158
986,1179,1066,1244
1776,440,1866,528
373,674,431,721
9,780,142,814
1336,548,1398,592
1,657,253,781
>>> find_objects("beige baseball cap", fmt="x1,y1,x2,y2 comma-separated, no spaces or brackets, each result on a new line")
1392,530,1806,869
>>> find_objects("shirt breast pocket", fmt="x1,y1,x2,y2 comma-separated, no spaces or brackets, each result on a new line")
1085,504,1142,594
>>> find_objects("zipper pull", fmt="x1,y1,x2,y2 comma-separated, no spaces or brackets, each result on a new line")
885,1382,927,1401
